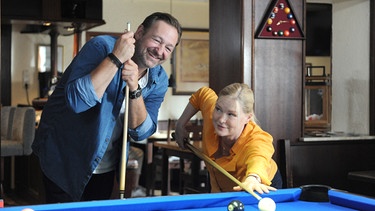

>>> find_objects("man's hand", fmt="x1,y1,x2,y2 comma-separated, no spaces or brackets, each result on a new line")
112,31,135,64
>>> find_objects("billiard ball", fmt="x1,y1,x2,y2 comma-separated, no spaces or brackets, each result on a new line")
227,200,245,211
284,7,291,14
258,197,276,211
284,30,290,36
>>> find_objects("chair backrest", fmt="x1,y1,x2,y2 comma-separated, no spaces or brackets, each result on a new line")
1,106,36,155
1,106,16,139
13,107,36,155
166,120,203,142
278,139,292,188
166,119,177,143
185,124,203,141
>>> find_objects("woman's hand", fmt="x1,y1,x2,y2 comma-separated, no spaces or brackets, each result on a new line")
174,122,190,149
233,175,277,194
174,103,199,149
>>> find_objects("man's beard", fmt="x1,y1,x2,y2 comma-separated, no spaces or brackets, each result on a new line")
132,52,147,69
133,44,161,69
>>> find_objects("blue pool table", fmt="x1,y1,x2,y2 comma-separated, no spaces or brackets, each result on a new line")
2,187,375,211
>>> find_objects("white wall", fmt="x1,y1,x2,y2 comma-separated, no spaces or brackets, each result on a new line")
331,0,369,134
307,0,370,134
10,0,209,121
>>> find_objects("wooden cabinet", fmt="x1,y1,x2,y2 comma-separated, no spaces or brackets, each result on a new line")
304,66,331,134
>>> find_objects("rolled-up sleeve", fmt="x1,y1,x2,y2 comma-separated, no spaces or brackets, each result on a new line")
66,74,100,113
64,36,114,113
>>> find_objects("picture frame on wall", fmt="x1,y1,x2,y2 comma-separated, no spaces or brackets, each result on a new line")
172,28,209,95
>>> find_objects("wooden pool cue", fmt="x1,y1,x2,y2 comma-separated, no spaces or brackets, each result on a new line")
119,22,131,199
184,141,262,201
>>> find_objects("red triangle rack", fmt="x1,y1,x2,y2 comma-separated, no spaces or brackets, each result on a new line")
256,0,305,39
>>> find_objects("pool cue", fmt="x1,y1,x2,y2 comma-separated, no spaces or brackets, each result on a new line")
119,22,131,199
184,141,262,201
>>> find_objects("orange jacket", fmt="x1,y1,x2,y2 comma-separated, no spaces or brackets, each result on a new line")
190,87,278,192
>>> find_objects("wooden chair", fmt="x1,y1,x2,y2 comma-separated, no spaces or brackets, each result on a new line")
185,124,203,141
178,123,210,194
148,119,175,195
278,139,292,188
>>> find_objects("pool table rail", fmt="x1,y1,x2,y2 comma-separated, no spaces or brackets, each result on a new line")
1,188,375,210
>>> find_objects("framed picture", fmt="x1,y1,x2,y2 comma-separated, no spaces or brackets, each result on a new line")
37,45,64,73
172,29,209,95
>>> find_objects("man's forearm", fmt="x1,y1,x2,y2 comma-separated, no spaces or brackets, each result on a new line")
128,96,147,129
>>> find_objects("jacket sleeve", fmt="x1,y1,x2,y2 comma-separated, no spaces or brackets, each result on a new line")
64,36,114,113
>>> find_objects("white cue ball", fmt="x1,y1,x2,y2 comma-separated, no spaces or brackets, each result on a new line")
258,197,276,211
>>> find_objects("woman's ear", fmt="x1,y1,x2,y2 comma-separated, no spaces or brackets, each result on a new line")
247,113,253,122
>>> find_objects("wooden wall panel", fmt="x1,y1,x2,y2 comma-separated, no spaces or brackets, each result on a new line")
370,0,375,135
253,0,304,145
209,0,243,93
1,24,12,106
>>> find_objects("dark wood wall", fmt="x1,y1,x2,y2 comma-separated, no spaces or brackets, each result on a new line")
209,0,304,164
1,24,12,106
370,0,375,135
209,1,244,92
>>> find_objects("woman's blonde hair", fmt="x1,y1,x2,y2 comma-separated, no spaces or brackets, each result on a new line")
218,83,257,122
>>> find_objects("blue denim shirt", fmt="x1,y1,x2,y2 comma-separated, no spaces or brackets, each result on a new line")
32,35,168,200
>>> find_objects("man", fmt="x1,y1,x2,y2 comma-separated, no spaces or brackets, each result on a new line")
32,12,182,203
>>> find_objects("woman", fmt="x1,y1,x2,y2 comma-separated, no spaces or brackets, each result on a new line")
175,83,282,194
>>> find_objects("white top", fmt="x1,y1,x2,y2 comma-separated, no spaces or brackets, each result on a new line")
93,70,149,174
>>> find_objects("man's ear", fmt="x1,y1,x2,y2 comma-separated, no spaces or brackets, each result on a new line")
134,25,144,40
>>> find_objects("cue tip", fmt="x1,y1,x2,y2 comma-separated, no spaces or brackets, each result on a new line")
119,192,126,199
